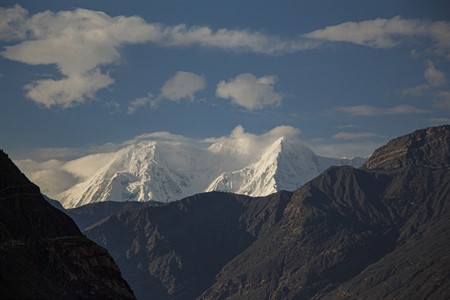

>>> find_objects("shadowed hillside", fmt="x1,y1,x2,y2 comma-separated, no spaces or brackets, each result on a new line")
0,150,136,299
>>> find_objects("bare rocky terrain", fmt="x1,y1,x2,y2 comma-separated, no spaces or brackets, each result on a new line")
82,126,450,299
0,151,136,299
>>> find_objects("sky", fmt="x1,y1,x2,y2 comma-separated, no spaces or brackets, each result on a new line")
1,0,449,163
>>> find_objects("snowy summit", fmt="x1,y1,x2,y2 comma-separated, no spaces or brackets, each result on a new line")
54,132,364,208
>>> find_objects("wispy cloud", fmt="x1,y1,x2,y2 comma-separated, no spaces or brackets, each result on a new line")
103,100,121,113
2,5,449,110
427,117,450,124
127,94,155,115
216,73,283,110
0,5,314,109
398,60,447,96
127,71,205,114
399,84,430,97
332,131,380,140
131,131,194,144
15,125,302,197
157,24,317,54
14,159,79,197
204,125,301,158
334,104,429,116
424,60,447,86
433,90,450,110
303,16,450,58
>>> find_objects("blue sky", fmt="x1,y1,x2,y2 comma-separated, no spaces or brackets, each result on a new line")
1,0,449,160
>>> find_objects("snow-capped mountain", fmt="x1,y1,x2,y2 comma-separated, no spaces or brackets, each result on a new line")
57,138,365,208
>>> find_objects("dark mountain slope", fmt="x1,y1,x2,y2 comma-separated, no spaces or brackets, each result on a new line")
203,126,450,300
85,191,292,300
83,125,449,299
319,166,450,299
0,150,136,299
202,165,449,299
0,152,80,241
65,200,162,231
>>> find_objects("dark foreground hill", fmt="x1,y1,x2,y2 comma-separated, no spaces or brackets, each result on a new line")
0,150,136,299
82,125,450,300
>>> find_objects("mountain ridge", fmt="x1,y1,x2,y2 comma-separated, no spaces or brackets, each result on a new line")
80,125,450,299
363,125,450,170
0,150,136,299
57,137,365,208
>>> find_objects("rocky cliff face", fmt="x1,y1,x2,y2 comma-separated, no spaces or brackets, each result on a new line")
83,125,450,299
0,150,136,299
363,125,449,170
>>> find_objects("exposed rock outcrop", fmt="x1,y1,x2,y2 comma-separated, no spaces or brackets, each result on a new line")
0,150,136,299
363,125,450,170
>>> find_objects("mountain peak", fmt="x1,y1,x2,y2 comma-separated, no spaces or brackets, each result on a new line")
56,136,364,208
363,125,450,171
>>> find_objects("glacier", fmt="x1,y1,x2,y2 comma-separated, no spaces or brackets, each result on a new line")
57,137,365,208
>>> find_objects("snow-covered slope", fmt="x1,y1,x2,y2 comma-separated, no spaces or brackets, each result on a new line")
206,137,364,196
57,138,365,208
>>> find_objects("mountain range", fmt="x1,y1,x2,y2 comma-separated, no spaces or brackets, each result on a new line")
2,125,448,299
69,125,449,299
57,137,364,208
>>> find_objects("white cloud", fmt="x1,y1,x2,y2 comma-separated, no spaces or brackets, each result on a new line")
104,100,121,113
14,159,78,197
424,60,447,86
160,71,206,102
2,6,449,109
399,60,447,97
303,16,450,58
1,6,158,107
127,94,155,115
0,5,317,108
127,71,205,113
0,4,28,40
216,73,283,110
332,131,379,140
159,24,317,54
335,104,429,116
131,131,193,144
205,125,300,156
61,152,117,179
399,84,430,96
433,90,450,110
24,68,114,108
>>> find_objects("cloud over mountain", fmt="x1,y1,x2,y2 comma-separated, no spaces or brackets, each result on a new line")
15,125,302,200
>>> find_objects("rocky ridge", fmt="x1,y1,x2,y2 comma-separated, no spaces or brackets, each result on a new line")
83,126,450,299
0,150,136,299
